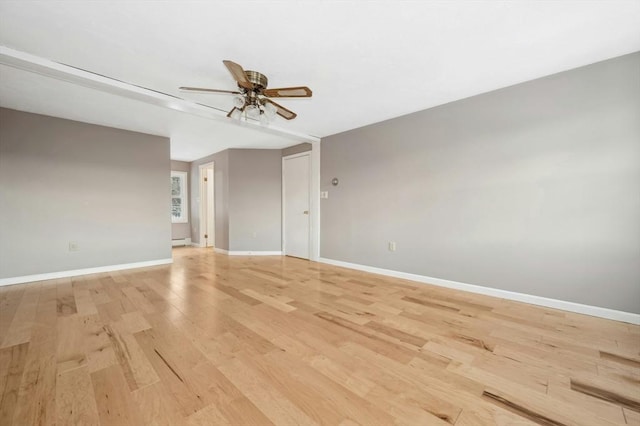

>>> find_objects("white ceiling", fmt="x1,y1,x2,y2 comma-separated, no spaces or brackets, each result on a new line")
1,1,639,161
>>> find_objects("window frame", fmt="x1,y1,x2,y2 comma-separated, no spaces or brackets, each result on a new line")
171,171,189,224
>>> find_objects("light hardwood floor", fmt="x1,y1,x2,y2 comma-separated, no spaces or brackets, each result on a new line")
1,247,639,425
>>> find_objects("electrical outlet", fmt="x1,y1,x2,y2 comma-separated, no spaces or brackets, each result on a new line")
388,241,396,252
69,241,79,252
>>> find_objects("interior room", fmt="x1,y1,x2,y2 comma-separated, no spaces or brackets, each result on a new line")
0,1,639,425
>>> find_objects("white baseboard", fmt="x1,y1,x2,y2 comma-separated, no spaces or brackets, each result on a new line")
215,248,282,256
318,257,640,325
0,258,173,287
171,238,192,247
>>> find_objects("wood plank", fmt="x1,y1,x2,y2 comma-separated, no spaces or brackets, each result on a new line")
11,284,58,425
546,375,625,424
105,321,159,390
262,349,398,425
133,329,212,416
131,381,184,425
0,247,638,425
71,280,98,316
570,378,640,412
454,406,538,425
81,314,118,373
482,390,568,426
218,357,319,425
56,280,77,317
56,366,100,425
91,364,143,426
240,288,297,312
0,288,26,344
11,338,57,426
1,285,41,348
623,407,640,425
599,350,640,369
56,315,87,373
306,353,376,398
0,343,30,426
482,387,621,426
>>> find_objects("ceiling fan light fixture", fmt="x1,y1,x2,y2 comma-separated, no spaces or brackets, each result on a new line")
259,112,269,126
264,102,277,119
246,105,260,119
230,108,242,120
232,95,245,108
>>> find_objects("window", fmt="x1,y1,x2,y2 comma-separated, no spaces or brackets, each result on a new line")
171,171,188,223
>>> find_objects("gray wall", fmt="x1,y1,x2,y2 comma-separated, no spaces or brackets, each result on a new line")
321,53,640,314
170,160,191,240
228,149,282,251
0,108,171,279
190,149,282,252
282,143,312,157
190,150,229,249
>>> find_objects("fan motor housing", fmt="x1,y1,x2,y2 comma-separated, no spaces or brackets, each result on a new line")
244,70,268,90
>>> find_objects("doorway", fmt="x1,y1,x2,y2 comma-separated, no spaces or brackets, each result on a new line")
283,153,310,259
199,162,215,248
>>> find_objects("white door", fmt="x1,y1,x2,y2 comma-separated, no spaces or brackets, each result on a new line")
283,154,310,259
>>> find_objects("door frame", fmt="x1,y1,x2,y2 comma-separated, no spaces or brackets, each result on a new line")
309,141,320,261
282,152,311,258
198,162,215,248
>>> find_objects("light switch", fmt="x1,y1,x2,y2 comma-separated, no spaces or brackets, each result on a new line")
321,191,329,199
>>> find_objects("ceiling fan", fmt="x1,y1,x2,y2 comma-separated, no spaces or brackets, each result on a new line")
179,60,312,125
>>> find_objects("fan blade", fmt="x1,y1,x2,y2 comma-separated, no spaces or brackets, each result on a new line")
179,86,241,95
263,86,312,98
223,60,253,89
264,99,297,120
